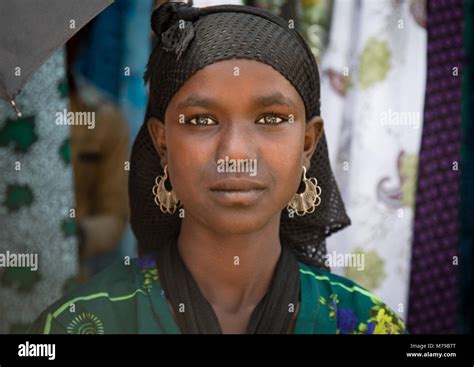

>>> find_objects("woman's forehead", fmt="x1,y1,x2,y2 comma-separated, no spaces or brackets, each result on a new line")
168,59,305,111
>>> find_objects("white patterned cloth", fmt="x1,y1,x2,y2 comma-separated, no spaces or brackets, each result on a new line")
321,0,427,318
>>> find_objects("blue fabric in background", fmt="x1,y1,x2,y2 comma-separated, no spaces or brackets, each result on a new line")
74,0,151,141
74,2,124,102
74,0,152,271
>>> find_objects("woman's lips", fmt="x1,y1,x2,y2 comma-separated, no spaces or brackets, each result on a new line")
209,178,266,191
209,179,266,206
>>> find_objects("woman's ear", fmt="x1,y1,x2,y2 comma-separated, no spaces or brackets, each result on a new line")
303,115,324,168
147,117,168,168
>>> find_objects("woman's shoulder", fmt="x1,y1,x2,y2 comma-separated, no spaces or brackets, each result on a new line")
297,262,407,334
29,257,156,334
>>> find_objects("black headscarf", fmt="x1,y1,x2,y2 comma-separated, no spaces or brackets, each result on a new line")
130,1,350,269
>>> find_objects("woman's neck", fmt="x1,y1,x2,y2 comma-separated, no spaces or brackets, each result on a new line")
176,212,282,319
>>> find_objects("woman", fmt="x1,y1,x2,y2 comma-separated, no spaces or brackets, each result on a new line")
31,2,406,334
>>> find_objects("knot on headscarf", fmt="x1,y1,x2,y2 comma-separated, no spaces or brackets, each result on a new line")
151,2,203,60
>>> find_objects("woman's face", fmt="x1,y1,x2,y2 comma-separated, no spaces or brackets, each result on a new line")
148,59,323,235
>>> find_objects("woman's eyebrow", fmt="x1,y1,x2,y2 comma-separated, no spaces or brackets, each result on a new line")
176,92,297,110
253,92,296,109
177,95,216,109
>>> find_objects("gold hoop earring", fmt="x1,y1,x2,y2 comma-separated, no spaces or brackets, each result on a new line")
152,165,181,214
287,166,322,216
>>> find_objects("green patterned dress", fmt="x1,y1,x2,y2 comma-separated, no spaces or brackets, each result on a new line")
30,254,406,334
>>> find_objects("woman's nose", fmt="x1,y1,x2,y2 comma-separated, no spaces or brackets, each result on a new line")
215,121,257,161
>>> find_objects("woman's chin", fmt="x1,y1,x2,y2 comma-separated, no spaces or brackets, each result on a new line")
204,215,272,236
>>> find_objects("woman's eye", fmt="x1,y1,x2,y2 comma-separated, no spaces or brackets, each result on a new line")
256,114,288,125
186,115,217,126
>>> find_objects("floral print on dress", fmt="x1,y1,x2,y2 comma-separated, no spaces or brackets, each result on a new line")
137,255,160,293
137,254,156,270
320,293,406,334
142,268,159,293
368,303,406,334
319,293,338,319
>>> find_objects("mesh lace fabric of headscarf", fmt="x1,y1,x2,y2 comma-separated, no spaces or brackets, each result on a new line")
130,2,351,270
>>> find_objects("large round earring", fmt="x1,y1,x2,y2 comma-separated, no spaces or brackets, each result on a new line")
287,165,322,216
152,165,181,214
